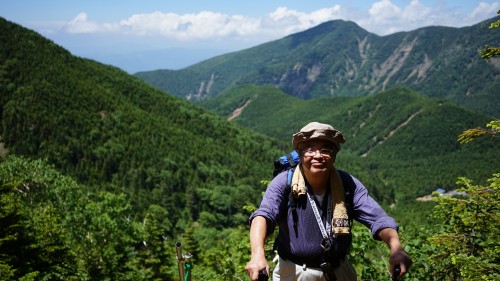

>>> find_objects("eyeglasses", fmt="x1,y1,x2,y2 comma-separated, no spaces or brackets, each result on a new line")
303,148,335,157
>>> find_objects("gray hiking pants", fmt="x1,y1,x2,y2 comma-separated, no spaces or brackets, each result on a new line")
272,256,357,281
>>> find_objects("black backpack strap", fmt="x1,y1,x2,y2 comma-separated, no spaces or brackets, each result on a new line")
337,169,356,217
274,167,298,251
286,168,299,235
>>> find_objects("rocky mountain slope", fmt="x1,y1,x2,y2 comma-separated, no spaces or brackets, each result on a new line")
136,17,500,116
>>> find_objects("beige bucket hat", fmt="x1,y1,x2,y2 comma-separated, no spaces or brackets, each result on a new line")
292,122,345,151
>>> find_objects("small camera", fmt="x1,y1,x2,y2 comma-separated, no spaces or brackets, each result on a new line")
258,269,268,281
320,262,337,281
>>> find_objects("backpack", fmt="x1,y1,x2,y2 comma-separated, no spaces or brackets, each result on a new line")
273,150,300,177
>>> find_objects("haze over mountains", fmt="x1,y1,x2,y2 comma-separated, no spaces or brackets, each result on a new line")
136,17,500,117
88,47,231,73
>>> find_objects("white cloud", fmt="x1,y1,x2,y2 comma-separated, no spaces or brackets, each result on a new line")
358,0,499,35
57,6,345,45
360,0,443,34
113,11,261,40
469,2,500,21
53,1,500,44
403,0,434,24
65,12,102,33
369,0,402,19
258,6,343,37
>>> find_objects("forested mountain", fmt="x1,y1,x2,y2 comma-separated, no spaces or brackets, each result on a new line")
135,17,500,116
0,16,288,221
200,84,498,200
1,16,498,280
0,16,287,279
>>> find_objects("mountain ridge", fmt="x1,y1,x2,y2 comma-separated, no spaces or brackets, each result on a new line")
136,16,500,116
0,16,284,224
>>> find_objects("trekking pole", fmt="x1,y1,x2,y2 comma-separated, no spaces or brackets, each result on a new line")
392,264,401,281
176,241,193,281
176,242,185,281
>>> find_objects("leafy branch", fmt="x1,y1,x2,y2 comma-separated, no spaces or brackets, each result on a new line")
479,10,500,60
458,120,500,144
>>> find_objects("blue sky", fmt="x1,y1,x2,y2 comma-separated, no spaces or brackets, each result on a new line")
2,0,499,72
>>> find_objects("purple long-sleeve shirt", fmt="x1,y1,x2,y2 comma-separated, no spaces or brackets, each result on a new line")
249,169,398,264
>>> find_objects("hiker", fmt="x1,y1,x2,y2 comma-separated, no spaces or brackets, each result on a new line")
245,122,412,281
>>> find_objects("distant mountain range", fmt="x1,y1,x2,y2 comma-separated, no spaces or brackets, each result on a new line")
0,15,497,209
135,17,500,117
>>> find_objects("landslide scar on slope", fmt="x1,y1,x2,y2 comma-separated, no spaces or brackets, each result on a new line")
227,98,253,121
